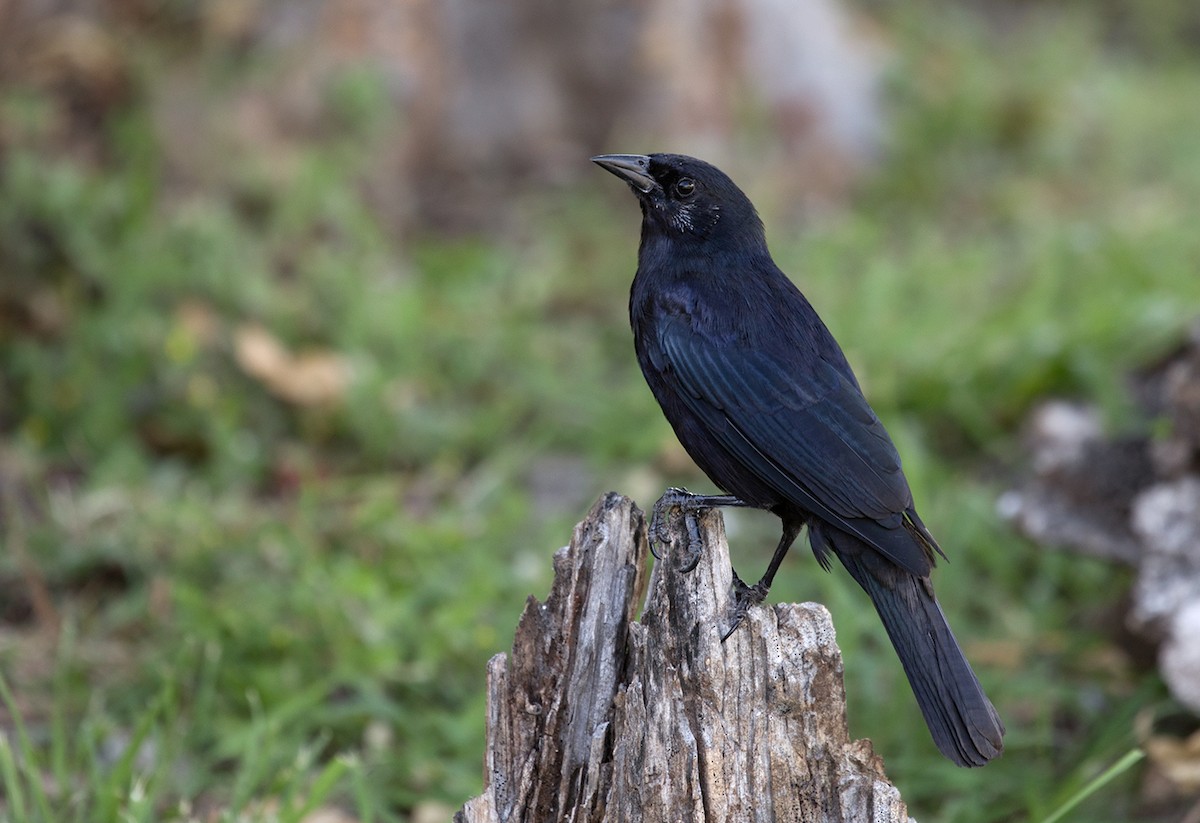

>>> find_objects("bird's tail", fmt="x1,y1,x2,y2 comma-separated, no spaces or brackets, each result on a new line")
822,529,1005,767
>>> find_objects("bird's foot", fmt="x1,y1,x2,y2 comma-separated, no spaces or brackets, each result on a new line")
720,570,771,641
649,487,707,571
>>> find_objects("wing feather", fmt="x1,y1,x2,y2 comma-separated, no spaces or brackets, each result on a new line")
658,315,931,573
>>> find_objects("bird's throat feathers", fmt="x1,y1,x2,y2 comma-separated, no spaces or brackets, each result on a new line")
635,223,774,292
638,196,766,253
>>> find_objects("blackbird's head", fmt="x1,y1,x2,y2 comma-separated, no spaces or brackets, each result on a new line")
592,153,764,247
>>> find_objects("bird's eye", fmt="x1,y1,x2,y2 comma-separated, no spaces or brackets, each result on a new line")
674,178,696,198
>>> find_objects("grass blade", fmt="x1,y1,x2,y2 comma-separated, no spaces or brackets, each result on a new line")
0,672,54,822
1040,748,1145,823
0,731,29,823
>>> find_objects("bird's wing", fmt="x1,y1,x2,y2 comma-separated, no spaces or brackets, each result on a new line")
655,314,931,574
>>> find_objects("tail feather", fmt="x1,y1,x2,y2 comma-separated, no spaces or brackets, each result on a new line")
822,528,1005,767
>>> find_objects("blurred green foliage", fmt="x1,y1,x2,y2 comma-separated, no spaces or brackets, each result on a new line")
2,2,1200,821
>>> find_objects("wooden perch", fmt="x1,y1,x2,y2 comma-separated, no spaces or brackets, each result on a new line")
457,492,911,822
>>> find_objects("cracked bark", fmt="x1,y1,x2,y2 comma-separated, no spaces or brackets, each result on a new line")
456,492,911,823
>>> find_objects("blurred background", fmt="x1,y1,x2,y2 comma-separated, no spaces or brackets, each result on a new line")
2,0,1200,820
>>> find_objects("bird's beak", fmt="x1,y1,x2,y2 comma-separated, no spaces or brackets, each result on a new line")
591,154,657,193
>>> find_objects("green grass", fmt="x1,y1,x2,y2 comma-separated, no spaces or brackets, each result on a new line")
2,2,1199,820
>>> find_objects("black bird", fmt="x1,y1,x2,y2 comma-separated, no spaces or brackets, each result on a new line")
593,152,1004,767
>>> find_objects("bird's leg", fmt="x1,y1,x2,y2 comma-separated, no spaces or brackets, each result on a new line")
722,518,803,641
650,487,748,571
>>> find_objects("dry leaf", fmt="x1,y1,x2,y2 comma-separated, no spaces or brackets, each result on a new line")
234,324,351,407
1144,729,1200,794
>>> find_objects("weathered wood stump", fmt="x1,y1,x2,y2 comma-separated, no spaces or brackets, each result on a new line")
456,492,911,822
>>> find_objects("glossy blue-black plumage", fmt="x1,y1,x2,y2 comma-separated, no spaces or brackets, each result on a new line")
596,152,1004,767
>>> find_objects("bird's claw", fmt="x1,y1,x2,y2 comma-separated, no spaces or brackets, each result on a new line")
649,486,690,545
649,487,706,572
720,570,771,641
